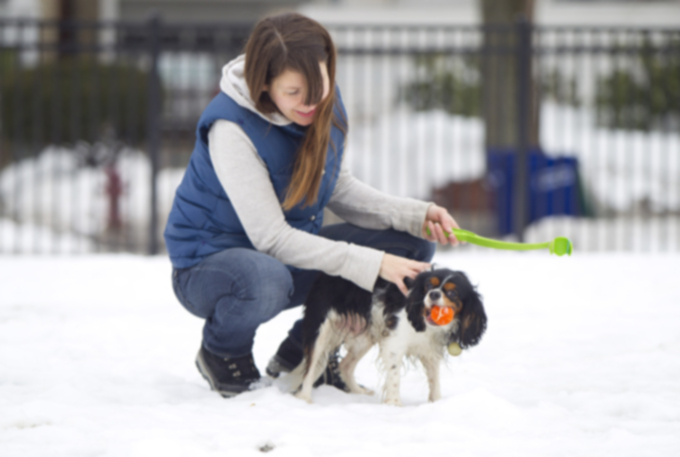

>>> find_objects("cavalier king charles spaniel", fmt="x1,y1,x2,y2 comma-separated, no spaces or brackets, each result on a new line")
288,267,487,405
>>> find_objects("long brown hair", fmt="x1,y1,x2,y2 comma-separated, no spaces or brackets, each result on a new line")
244,12,345,210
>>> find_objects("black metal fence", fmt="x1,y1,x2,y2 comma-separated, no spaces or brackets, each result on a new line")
1,17,678,254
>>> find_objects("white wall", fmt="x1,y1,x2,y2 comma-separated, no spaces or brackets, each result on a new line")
0,0,41,18
536,0,680,27
299,0,680,26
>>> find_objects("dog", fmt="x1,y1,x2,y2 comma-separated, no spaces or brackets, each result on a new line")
288,267,487,405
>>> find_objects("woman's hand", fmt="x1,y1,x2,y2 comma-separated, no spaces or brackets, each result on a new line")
422,204,461,246
379,253,430,296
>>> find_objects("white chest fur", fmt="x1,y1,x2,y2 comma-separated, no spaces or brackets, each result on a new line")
370,305,454,405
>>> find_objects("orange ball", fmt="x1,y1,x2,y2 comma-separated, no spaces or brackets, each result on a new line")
430,305,454,325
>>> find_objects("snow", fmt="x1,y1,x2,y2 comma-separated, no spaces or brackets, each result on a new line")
2,252,679,456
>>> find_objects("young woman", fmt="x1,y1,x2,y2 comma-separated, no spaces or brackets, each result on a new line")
164,12,460,398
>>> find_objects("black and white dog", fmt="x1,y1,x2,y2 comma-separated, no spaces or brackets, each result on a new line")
288,267,487,405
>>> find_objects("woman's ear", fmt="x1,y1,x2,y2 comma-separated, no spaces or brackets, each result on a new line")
457,289,487,349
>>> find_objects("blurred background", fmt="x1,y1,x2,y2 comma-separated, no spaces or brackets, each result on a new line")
0,0,678,255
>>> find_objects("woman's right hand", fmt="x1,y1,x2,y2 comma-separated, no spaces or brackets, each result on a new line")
379,253,430,296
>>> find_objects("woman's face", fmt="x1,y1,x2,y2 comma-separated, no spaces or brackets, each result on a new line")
265,61,330,126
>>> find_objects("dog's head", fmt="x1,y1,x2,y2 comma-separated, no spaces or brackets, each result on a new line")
404,269,487,349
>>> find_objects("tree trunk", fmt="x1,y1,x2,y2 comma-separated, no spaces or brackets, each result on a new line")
40,0,100,62
480,0,539,149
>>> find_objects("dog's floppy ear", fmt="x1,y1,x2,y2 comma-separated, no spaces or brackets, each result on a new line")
404,276,415,290
405,275,426,332
456,285,487,349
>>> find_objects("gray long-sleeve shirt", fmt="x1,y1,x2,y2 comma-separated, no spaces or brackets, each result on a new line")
208,55,432,291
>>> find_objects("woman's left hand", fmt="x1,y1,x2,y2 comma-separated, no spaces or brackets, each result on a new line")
422,204,461,246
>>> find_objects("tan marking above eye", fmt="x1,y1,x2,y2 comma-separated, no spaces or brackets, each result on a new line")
442,297,462,313
430,277,440,287
444,282,456,291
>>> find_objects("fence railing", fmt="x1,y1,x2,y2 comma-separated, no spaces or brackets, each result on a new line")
1,18,678,254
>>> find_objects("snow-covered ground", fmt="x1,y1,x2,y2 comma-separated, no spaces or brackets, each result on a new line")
1,252,679,456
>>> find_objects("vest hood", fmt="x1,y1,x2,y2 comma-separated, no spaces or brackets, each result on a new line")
219,54,291,127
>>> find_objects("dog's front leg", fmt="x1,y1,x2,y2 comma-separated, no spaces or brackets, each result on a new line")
380,340,405,406
420,355,442,402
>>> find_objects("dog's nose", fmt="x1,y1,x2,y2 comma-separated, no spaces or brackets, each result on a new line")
429,290,441,301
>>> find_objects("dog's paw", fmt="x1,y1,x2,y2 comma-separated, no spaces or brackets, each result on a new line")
354,385,374,396
294,390,313,404
383,397,402,407
428,393,441,402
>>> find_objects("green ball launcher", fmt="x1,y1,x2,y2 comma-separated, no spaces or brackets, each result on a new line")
427,227,573,256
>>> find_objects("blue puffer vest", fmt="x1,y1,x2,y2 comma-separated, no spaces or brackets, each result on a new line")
164,90,346,269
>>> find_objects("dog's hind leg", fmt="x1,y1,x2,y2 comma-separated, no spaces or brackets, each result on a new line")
295,319,336,403
420,355,442,402
340,334,375,396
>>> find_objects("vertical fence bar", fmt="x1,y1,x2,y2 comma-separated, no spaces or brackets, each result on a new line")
106,22,118,252
32,24,42,254
514,17,532,242
13,20,25,254
70,21,81,254
51,21,62,254
674,31,679,251
147,15,162,255
0,20,5,252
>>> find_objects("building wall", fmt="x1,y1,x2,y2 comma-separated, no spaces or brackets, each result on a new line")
298,0,680,26
118,0,312,23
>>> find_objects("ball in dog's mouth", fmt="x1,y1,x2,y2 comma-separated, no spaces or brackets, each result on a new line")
425,305,454,326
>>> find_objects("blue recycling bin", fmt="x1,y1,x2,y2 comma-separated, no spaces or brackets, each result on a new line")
486,148,588,236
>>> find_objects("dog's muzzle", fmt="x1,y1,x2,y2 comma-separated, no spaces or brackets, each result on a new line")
426,290,442,307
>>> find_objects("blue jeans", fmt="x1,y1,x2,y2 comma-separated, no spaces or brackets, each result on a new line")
171,223,435,357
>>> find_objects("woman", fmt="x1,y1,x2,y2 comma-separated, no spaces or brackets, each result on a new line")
164,12,460,398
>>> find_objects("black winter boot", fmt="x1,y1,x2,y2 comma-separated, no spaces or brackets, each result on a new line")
195,346,261,398
266,336,350,392
265,336,302,377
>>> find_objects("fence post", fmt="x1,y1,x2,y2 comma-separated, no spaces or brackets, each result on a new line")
514,16,532,242
147,15,161,255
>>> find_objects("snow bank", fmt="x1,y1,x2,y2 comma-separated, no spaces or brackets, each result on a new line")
345,103,680,214
0,146,184,252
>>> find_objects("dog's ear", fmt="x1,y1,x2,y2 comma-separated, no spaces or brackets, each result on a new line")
405,275,426,332
456,287,487,349
407,301,426,332
404,276,415,290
